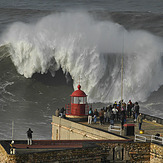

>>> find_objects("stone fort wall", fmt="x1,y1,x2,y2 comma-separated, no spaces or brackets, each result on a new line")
0,116,162,163
0,141,162,163
51,116,126,140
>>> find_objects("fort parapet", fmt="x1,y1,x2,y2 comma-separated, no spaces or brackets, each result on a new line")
0,115,162,162
0,140,162,162
51,115,127,140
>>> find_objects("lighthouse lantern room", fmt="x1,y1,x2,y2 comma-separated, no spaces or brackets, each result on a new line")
65,84,88,121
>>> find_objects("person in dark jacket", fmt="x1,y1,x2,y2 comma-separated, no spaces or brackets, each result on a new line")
110,111,114,126
120,113,125,129
99,108,104,125
60,107,65,118
27,128,33,145
93,109,99,123
134,102,139,121
127,100,133,117
137,113,143,130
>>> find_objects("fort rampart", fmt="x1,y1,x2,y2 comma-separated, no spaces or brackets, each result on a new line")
0,116,162,162
0,140,162,163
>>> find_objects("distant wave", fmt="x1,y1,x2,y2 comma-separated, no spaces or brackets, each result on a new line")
0,12,163,103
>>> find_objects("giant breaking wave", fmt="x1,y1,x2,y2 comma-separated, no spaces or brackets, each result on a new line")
0,12,163,103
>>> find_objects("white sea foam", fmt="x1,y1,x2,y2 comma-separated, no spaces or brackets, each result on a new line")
1,12,163,103
0,81,14,96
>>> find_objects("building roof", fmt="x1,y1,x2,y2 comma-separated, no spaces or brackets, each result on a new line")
71,85,87,97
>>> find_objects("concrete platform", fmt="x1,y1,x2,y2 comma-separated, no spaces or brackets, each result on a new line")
80,117,163,140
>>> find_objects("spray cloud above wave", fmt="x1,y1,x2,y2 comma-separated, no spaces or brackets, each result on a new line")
1,12,163,103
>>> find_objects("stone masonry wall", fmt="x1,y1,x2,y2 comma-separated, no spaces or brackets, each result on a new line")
0,144,17,163
96,142,150,162
150,143,163,163
0,142,152,163
0,144,8,163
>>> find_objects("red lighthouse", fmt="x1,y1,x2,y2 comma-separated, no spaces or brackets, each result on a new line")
66,84,89,121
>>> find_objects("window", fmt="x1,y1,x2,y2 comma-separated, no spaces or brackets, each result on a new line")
72,97,87,104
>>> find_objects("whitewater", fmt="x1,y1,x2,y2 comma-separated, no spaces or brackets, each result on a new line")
1,12,163,103
0,0,163,140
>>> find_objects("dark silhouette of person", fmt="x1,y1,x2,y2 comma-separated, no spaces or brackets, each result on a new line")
137,113,143,130
99,108,104,125
27,128,33,145
60,107,65,117
134,102,140,120
120,113,125,130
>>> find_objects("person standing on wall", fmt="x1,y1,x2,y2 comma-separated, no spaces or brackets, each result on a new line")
88,108,93,124
120,112,125,130
55,108,60,117
60,107,65,118
110,111,114,126
27,128,33,145
99,108,104,125
127,100,133,118
134,102,139,122
112,105,118,121
137,113,143,130
93,109,99,124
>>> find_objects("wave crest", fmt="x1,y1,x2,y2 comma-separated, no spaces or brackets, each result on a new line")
1,12,163,102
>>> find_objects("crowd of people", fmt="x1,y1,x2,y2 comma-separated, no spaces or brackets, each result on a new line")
87,100,142,130
54,100,142,130
55,107,65,118
25,100,139,146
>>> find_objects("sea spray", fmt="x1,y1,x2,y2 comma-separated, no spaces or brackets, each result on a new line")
1,12,163,103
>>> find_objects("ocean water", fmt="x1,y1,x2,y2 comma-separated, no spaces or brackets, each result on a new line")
0,0,163,140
